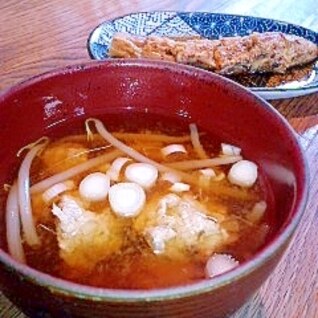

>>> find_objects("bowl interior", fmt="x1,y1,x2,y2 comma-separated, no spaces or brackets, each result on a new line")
0,59,307,297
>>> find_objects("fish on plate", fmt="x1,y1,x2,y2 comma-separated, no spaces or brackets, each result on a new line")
109,32,318,76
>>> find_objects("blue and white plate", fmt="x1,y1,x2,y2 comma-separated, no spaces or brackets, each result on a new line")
87,11,318,100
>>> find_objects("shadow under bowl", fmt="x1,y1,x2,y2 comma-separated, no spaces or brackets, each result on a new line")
0,59,308,318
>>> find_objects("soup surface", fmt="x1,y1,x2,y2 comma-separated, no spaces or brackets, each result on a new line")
5,117,274,289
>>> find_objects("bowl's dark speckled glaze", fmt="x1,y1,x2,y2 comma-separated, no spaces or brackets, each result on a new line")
0,60,308,318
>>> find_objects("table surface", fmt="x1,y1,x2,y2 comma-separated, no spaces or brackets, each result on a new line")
1,0,317,317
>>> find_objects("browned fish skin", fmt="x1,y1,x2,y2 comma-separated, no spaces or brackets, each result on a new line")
109,32,318,75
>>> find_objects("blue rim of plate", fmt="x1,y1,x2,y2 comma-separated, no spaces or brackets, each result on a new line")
87,11,318,94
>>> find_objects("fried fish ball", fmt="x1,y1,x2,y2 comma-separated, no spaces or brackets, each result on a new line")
52,195,122,271
134,194,229,260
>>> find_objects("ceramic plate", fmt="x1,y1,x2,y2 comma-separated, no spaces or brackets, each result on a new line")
87,11,318,100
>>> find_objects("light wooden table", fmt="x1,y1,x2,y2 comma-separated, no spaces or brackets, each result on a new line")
1,1,317,317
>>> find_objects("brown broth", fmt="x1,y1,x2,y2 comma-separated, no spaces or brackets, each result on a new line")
8,116,276,290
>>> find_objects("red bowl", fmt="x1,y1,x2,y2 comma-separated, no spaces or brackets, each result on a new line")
0,60,308,317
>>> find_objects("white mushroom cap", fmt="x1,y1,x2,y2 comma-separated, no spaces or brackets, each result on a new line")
205,253,239,278
170,182,190,192
79,172,110,202
107,157,131,181
161,144,187,157
108,182,146,217
199,168,216,178
161,171,182,183
42,180,75,203
221,143,241,156
125,163,158,188
228,160,258,188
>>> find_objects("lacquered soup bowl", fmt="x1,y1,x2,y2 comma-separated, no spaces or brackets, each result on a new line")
0,60,308,317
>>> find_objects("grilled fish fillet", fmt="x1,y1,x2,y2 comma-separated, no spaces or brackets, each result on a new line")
109,32,318,75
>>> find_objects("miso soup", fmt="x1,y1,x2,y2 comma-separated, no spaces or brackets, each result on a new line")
4,117,274,289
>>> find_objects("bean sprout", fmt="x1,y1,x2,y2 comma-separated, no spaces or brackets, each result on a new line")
166,156,242,170
6,182,25,263
17,137,49,246
189,123,209,159
85,118,197,185
31,149,122,194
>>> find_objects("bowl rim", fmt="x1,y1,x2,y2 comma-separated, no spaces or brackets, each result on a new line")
0,59,309,302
